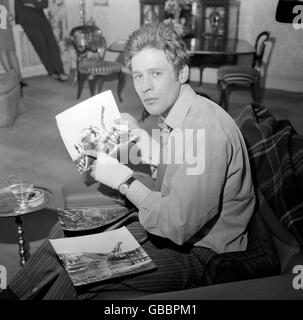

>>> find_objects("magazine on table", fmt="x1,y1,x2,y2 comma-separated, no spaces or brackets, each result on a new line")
49,226,156,286
55,90,137,173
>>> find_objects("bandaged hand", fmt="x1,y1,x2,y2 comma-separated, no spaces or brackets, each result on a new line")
83,151,133,190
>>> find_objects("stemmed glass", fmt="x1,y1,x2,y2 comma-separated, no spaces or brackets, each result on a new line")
7,173,34,213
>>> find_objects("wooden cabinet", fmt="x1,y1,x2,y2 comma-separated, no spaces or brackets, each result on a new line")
139,1,240,40
193,0,240,39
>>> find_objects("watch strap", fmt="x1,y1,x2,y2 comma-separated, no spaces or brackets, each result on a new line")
118,176,136,194
124,176,136,187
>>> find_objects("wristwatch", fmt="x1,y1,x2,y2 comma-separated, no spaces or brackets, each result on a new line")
118,176,136,195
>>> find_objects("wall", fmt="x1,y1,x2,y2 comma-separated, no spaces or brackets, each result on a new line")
195,0,303,92
65,0,140,61
238,0,303,92
64,0,303,92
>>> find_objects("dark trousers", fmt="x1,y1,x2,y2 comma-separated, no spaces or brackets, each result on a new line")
8,221,216,300
15,3,64,76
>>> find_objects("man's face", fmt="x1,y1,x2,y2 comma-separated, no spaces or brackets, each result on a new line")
131,48,183,116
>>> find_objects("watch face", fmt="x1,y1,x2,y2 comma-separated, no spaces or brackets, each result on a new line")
119,183,128,195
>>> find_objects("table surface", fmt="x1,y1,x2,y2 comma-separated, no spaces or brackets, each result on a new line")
107,37,256,56
0,186,52,218
185,37,255,55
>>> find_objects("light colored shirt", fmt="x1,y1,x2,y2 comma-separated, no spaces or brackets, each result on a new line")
138,84,256,253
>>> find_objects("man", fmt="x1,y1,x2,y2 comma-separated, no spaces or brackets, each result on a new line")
14,0,68,81
87,22,255,253
1,23,255,300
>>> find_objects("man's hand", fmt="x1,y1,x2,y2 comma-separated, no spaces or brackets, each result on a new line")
114,113,160,166
114,113,140,131
131,128,160,166
132,128,160,166
83,151,133,190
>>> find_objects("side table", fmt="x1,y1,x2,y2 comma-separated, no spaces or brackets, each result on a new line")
0,186,52,266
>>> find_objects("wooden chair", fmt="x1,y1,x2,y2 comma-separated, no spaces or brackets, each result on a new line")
217,31,271,111
70,25,126,100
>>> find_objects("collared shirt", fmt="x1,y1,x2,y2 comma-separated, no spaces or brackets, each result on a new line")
138,84,256,253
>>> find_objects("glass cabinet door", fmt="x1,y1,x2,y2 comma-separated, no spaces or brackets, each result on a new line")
192,0,240,39
140,0,165,25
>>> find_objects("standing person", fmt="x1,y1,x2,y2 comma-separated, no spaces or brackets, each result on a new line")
1,23,256,300
14,0,68,81
0,0,21,77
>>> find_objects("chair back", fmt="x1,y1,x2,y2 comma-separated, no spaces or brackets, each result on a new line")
70,25,106,61
253,31,271,72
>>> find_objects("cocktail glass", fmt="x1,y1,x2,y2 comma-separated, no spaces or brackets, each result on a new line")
7,173,33,213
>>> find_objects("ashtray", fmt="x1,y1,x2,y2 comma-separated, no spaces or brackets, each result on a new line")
0,186,52,217
27,188,45,208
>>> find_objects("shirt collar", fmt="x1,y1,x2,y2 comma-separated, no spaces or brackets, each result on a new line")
163,84,197,130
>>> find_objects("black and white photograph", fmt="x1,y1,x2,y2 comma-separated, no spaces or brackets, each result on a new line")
57,205,134,231
0,0,303,305
49,227,156,286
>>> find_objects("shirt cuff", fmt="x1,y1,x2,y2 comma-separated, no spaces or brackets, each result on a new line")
138,191,163,229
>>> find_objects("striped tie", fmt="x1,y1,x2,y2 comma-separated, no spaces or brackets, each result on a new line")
154,117,171,192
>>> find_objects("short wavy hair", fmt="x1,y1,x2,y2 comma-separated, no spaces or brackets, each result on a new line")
124,23,190,77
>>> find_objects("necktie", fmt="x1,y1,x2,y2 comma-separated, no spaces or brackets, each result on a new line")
154,117,171,192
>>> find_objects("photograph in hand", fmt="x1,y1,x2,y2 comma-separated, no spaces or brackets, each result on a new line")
56,90,137,174
73,123,137,173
